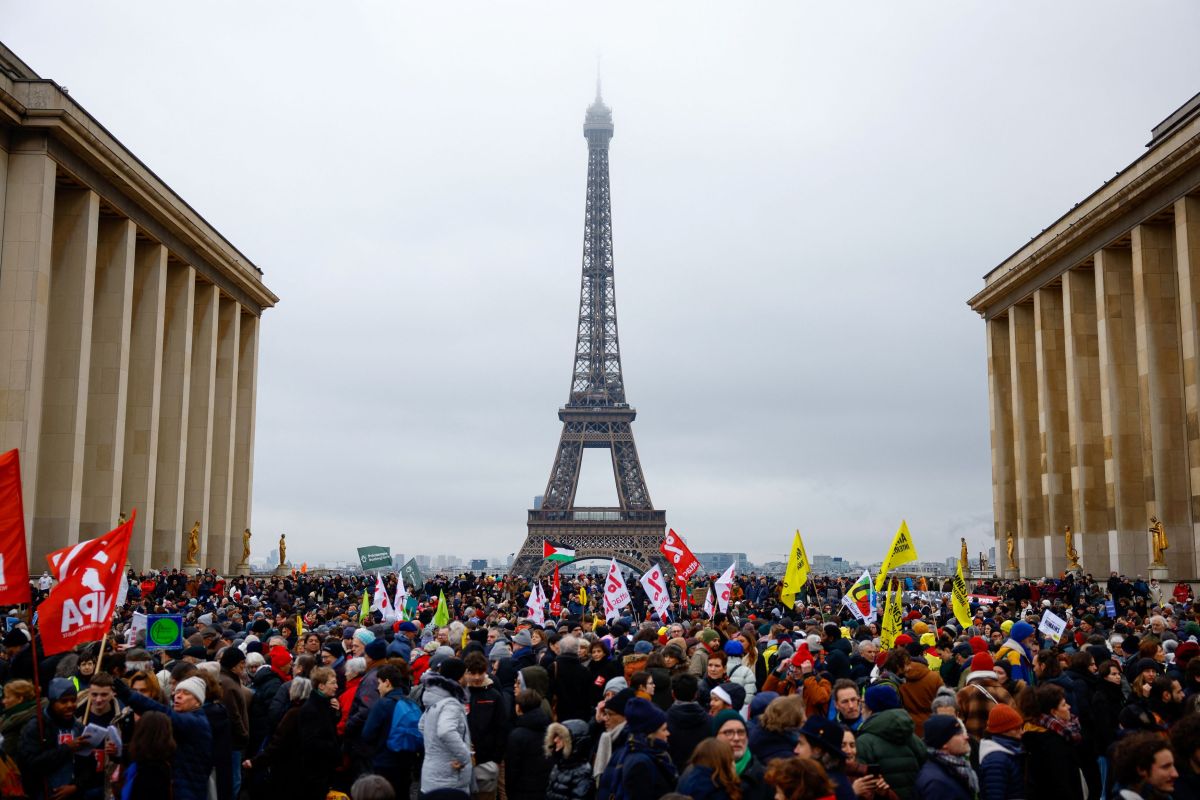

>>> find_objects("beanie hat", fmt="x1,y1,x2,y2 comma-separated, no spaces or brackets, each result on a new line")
624,698,667,735
923,714,963,749
604,677,628,695
48,677,77,701
710,708,746,737
969,636,988,653
1010,622,1035,643
353,628,376,646
791,643,814,667
176,676,207,704
513,630,533,648
966,651,996,682
697,629,720,647
723,640,744,657
440,657,467,682
1177,641,1200,664
749,691,779,720
986,703,1025,736
633,641,653,655
799,717,846,760
1000,619,1014,634
430,645,455,672
489,641,512,660
919,633,936,647
912,621,929,636
864,684,900,713
718,682,746,711
365,639,388,661
893,634,913,648
269,646,292,676
397,621,419,634
219,647,246,670
607,687,636,716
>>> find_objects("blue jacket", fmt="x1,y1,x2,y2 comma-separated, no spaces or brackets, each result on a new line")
677,764,737,800
978,736,1024,800
362,688,414,769
914,758,974,800
387,635,413,662
123,691,213,800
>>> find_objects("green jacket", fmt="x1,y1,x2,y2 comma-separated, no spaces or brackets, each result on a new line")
854,708,926,800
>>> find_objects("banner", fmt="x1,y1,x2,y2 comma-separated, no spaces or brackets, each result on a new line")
951,559,972,629
144,614,183,651
639,563,671,620
394,577,408,621
0,451,30,606
660,529,701,585
875,520,919,591
780,530,810,609
703,587,714,617
357,546,392,572
603,559,631,622
40,512,134,656
715,562,735,613
373,575,396,621
400,558,423,591
526,581,546,626
433,589,450,627
880,579,902,650
1039,610,1067,643
550,565,562,616
839,570,877,624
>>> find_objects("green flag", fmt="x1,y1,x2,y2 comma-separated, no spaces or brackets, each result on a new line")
359,589,370,622
433,589,450,628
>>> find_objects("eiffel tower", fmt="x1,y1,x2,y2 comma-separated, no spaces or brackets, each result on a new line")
510,86,667,580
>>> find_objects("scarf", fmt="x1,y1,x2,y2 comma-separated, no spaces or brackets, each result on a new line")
1037,713,1082,744
734,747,752,776
927,749,979,794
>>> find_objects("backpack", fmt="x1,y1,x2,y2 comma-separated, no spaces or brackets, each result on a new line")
386,696,424,752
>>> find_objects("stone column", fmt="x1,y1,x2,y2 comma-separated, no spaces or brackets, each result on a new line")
1095,246,1147,574
1062,266,1108,567
80,217,134,540
1035,285,1074,574
33,187,99,562
0,139,56,547
1009,302,1046,576
207,296,240,574
183,282,217,568
1132,221,1192,578
121,241,167,571
230,312,259,573
153,263,194,568
987,315,1018,576
1174,196,1200,578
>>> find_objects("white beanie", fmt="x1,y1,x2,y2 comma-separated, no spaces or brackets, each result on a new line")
176,676,206,704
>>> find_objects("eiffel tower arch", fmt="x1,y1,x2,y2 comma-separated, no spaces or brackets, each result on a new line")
510,87,667,581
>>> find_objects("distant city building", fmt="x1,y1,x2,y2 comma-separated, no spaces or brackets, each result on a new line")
696,552,749,574
414,555,431,570
470,559,488,570
391,554,406,569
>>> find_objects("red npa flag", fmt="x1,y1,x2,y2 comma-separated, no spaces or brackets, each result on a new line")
550,565,562,616
40,511,134,656
660,528,700,586
0,450,31,606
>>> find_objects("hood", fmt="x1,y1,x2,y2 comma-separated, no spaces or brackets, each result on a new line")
667,701,709,728
623,653,649,666
859,708,915,743
827,638,852,657
514,706,550,731
252,667,282,690
904,661,932,682
421,671,467,707
519,665,550,696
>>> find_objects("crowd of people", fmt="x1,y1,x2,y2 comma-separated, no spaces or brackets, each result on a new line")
0,566,1196,800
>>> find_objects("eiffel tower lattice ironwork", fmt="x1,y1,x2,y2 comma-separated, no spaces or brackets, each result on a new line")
510,87,667,580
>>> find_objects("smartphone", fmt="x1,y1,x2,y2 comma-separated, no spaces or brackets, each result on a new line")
865,765,882,777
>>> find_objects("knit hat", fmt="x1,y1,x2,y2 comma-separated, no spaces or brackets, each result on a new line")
799,717,846,760
969,636,988,653
353,628,376,646
697,629,720,646
604,677,628,695
430,645,455,671
986,703,1024,736
219,647,246,670
513,630,533,648
965,651,996,683
365,639,388,661
47,678,77,701
1000,619,1014,634
912,621,929,636
269,646,292,675
633,640,653,655
718,682,746,711
893,634,913,648
919,633,936,647
397,621,419,633
723,640,744,656
864,684,900,713
607,687,636,716
489,641,512,660
440,657,467,682
1177,642,1200,665
791,643,814,667
924,714,963,749
176,676,207,704
710,708,746,736
1010,622,1035,643
624,698,667,735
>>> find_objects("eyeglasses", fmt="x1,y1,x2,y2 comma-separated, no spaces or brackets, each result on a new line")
718,729,747,739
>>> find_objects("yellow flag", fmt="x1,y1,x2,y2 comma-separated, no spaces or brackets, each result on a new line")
296,614,303,639
780,530,810,609
881,579,902,650
952,559,972,629
579,586,588,606
875,520,918,591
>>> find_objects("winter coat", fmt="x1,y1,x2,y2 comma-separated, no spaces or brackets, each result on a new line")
248,700,307,797
1,699,41,758
588,657,622,708
677,764,739,800
747,720,797,765
825,638,853,682
1090,678,1125,752
362,687,417,771
854,708,926,800
739,755,773,800
122,691,213,800
623,653,650,682
507,706,553,800
419,672,473,794
248,666,283,753
467,678,509,764
1021,726,1084,800
545,721,595,800
219,667,250,751
123,760,173,800
337,674,362,734
203,700,233,800
726,661,758,703
615,734,678,800
647,666,675,711
17,709,76,800
914,757,974,800
899,661,944,737
956,677,1014,743
519,665,555,719
345,661,382,746
667,701,710,770
552,653,595,722
294,692,340,800
978,735,1024,800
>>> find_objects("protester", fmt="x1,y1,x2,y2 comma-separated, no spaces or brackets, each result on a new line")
914,715,976,800
854,685,924,800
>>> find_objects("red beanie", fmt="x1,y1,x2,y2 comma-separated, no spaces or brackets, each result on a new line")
269,646,293,680
969,651,995,674
791,643,814,666
894,634,913,648
986,703,1024,735
969,636,988,653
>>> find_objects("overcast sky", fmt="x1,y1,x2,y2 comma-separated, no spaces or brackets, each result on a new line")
8,3,1200,568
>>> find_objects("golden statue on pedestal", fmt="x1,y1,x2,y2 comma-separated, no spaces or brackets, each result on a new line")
1150,516,1168,565
1006,531,1017,571
1065,525,1081,570
959,538,969,572
241,529,252,564
185,521,200,564
278,533,287,566
117,512,127,526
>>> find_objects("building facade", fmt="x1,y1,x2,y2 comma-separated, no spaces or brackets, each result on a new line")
0,43,277,573
970,92,1200,580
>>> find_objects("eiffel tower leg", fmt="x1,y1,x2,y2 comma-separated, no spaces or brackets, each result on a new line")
542,423,584,510
611,422,652,509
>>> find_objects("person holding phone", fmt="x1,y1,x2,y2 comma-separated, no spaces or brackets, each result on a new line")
840,726,899,799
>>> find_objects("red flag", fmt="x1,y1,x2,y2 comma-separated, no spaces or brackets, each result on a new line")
660,528,700,585
0,450,31,606
550,565,562,616
40,511,134,656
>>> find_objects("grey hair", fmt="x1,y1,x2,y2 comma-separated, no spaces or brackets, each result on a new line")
344,656,368,680
289,676,313,702
245,652,265,672
350,774,395,800
559,635,579,654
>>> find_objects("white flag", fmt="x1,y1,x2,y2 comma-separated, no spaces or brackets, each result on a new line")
639,563,672,620
527,581,546,625
393,576,408,621
603,559,631,622
373,575,396,621
703,587,715,617
715,562,736,613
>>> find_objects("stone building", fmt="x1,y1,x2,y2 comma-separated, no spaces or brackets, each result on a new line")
969,91,1200,580
0,43,277,573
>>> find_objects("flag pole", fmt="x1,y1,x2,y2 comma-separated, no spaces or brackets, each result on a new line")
80,633,108,726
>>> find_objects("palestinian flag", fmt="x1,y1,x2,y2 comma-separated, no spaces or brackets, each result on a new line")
543,540,575,562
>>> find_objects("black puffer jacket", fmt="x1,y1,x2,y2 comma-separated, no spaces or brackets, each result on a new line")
248,667,283,753
667,701,710,770
506,706,552,800
552,653,595,722
546,719,595,800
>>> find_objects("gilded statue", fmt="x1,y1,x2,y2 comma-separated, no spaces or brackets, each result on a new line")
1065,525,1081,570
1150,516,1168,565
117,512,127,526
959,537,969,572
241,528,252,564
1006,531,1017,571
184,521,200,564
278,533,287,566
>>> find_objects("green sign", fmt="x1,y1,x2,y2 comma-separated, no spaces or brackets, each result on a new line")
401,558,423,591
146,615,184,651
357,546,392,572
